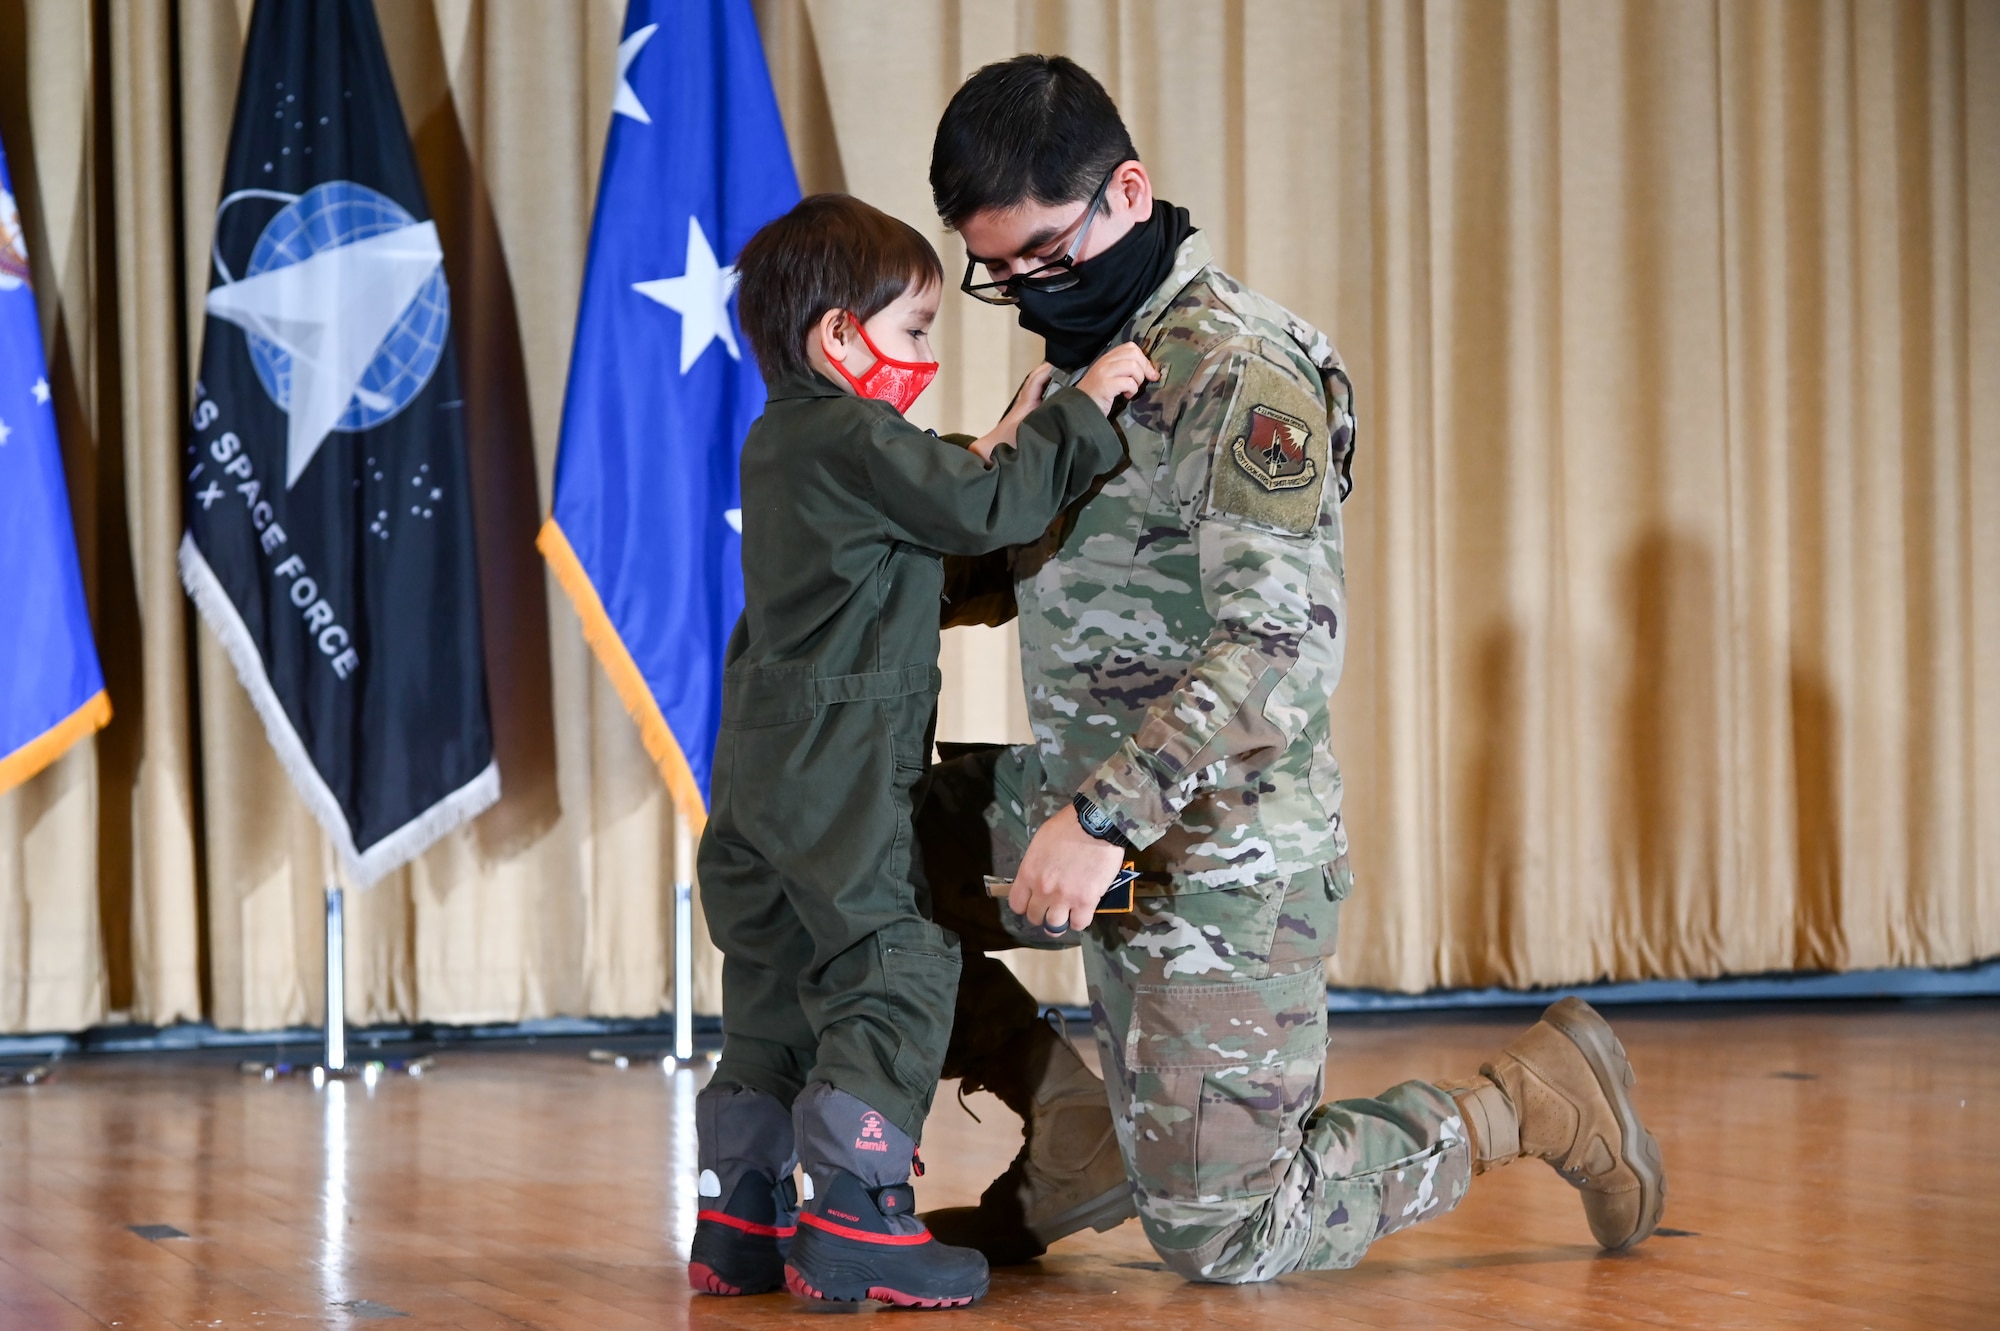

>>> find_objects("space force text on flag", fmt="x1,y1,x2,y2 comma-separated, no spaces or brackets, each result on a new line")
179,0,496,885
0,129,111,795
539,0,801,826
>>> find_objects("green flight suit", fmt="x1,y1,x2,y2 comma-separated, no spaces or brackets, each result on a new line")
699,369,1122,1141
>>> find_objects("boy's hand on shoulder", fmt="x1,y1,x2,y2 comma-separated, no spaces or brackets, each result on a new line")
1005,362,1057,424
970,363,1056,462
1077,342,1159,416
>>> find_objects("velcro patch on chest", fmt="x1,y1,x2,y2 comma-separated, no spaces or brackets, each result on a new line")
1206,358,1330,535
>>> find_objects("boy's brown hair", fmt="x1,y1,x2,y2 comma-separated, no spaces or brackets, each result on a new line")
735,193,943,383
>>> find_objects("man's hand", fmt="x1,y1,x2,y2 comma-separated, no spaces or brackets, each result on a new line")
1076,342,1159,415
1009,806,1126,933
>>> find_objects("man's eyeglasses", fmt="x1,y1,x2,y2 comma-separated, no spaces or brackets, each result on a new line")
959,165,1121,307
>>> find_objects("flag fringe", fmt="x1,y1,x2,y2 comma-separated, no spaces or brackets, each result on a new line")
0,689,112,796
178,534,501,887
536,517,708,833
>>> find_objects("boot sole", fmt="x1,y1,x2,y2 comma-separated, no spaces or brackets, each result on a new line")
785,1265,981,1308
1542,997,1667,1250
1028,1180,1138,1246
689,1262,751,1296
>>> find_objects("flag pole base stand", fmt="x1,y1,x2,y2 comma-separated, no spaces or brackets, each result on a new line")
237,882,441,1083
585,1047,716,1072
660,1049,718,1073
238,1055,437,1082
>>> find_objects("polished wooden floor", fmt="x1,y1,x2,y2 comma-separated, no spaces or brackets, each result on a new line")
1,1002,1995,1329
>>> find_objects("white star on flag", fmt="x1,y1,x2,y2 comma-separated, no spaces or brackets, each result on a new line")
0,417,11,446
31,377,50,405
634,217,741,374
613,24,659,124
204,221,445,488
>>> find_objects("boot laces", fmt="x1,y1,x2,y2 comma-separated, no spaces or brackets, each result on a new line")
954,1009,1079,1123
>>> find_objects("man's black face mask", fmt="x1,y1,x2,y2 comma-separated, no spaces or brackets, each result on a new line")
1016,199,1195,371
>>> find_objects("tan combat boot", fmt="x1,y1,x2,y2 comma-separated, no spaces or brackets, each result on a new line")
1442,997,1666,1250
922,1018,1136,1264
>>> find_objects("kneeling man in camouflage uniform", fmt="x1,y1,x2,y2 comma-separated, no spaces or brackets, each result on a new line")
914,56,1667,1283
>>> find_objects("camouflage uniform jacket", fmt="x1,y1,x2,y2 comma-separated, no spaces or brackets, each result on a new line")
1012,230,1358,891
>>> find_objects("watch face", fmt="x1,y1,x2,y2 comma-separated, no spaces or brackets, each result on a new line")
1074,795,1118,842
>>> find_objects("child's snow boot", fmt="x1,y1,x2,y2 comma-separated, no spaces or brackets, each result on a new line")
784,1083,988,1308
688,1084,799,1295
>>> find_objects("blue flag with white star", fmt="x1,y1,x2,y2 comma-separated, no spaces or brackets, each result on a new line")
0,130,111,794
540,0,799,823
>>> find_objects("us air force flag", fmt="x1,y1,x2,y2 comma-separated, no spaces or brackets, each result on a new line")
539,0,799,826
0,131,111,795
180,0,496,884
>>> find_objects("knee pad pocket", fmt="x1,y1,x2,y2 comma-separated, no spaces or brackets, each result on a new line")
1123,965,1327,1203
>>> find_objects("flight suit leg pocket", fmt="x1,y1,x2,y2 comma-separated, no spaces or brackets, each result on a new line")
1125,965,1328,1204
878,919,962,1093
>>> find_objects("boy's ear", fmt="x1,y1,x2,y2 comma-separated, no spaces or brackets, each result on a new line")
815,307,853,363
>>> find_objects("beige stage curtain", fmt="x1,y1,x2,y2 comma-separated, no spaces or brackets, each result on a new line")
0,0,1993,1033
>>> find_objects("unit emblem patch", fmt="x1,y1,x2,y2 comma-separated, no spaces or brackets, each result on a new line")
1204,357,1332,535
1231,404,1317,492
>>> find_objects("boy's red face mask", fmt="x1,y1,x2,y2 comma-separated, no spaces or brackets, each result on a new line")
829,312,937,414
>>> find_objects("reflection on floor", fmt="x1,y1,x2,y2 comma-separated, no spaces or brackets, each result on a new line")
1,1001,1995,1329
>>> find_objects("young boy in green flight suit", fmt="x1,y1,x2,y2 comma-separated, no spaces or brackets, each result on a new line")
686,192,1155,1309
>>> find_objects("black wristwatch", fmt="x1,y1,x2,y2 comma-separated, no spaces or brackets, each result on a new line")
1072,793,1132,848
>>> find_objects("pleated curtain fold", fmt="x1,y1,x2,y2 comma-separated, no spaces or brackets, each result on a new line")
0,0,1992,1032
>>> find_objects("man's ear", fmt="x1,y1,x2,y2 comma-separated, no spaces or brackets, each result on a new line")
1110,160,1153,220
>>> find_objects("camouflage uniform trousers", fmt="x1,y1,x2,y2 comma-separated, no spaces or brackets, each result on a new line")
923,744,1473,1283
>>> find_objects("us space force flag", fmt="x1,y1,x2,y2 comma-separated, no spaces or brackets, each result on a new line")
180,0,496,884
0,131,111,795
539,0,799,827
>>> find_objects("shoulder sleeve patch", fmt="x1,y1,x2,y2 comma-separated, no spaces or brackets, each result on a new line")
1204,356,1330,536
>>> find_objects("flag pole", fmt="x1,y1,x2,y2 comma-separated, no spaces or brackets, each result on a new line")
322,836,347,1076
673,816,695,1063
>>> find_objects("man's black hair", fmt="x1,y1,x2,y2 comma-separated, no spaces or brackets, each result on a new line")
930,55,1137,229
734,193,942,383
